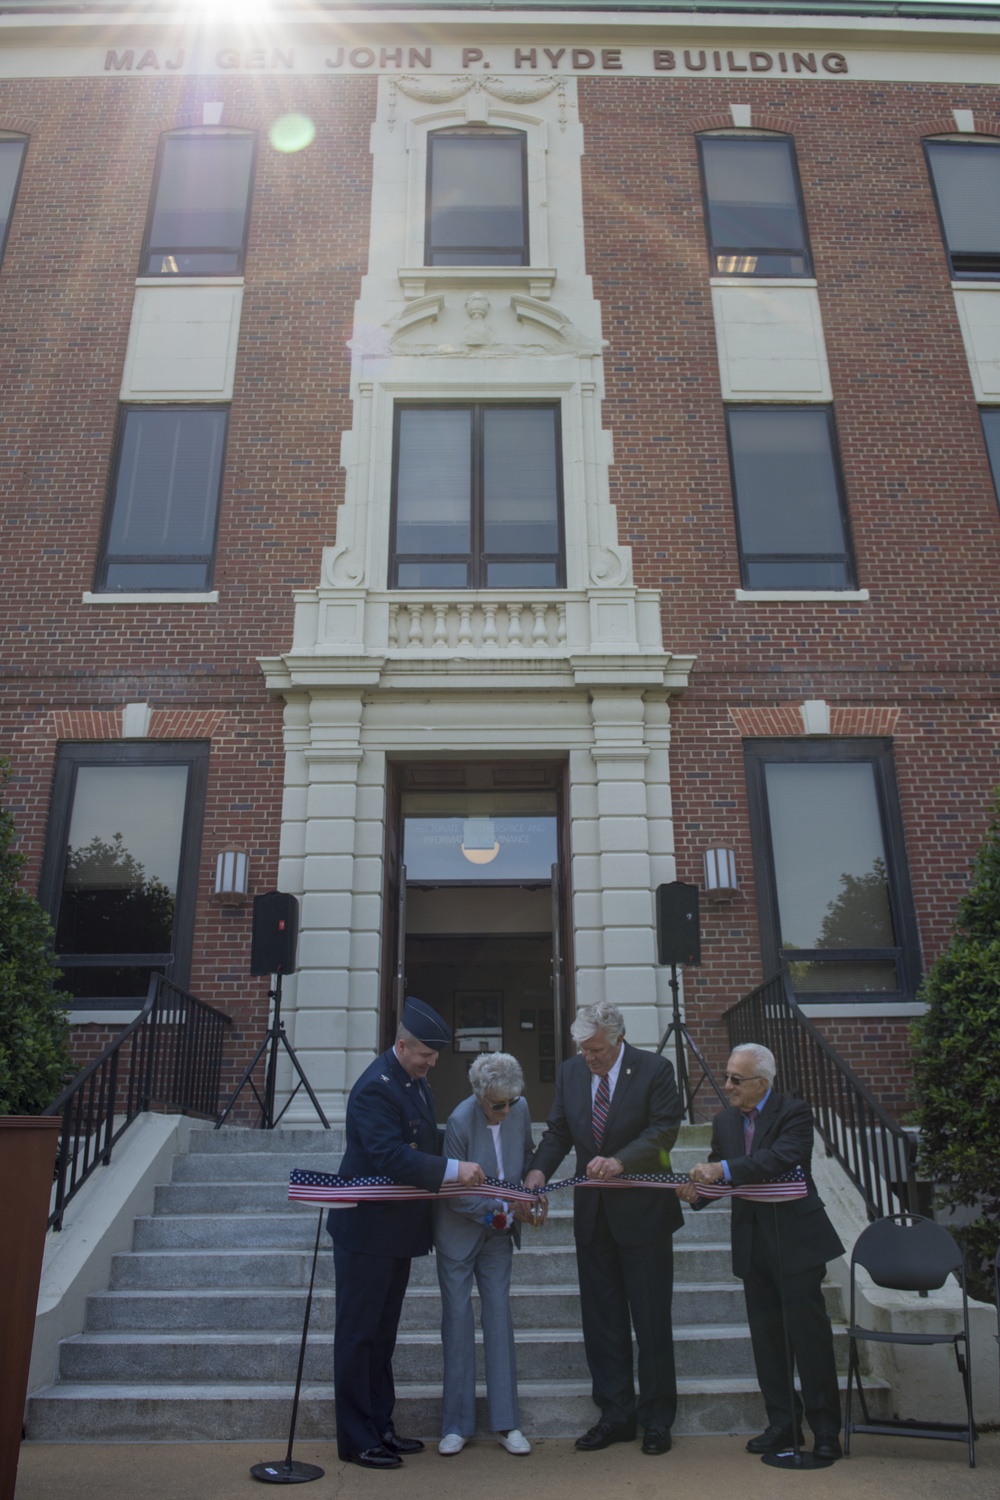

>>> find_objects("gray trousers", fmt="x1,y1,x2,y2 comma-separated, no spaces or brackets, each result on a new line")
437,1231,519,1436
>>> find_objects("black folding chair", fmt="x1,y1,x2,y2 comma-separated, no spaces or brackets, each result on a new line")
845,1213,976,1468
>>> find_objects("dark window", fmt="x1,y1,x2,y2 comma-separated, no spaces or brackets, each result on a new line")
745,739,920,1002
426,128,528,267
698,134,812,277
96,406,228,593
142,131,256,276
391,404,563,589
982,409,1000,507
39,743,208,1008
726,406,855,590
0,136,27,265
925,139,1000,279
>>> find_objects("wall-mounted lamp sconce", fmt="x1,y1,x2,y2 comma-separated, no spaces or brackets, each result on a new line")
461,818,500,866
213,850,250,905
703,847,739,901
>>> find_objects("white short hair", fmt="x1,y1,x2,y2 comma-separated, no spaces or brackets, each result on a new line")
730,1042,776,1085
570,1002,625,1046
469,1051,524,1100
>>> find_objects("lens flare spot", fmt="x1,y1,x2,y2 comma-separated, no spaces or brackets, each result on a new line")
269,114,316,153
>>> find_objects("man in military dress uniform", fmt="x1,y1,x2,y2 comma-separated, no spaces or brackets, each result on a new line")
329,996,485,1468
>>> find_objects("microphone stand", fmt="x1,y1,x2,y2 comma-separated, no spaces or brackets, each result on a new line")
251,1208,326,1485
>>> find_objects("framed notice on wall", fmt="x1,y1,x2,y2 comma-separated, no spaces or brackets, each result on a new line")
454,990,503,1053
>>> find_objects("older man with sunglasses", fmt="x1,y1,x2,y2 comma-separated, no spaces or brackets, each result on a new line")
677,1043,843,1462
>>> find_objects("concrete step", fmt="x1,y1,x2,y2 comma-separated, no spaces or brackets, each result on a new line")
189,1127,345,1154
85,1277,840,1335
170,1152,347,1183
27,1374,882,1444
57,1322,853,1386
132,1201,731,1250
26,1118,863,1447
107,1240,737,1291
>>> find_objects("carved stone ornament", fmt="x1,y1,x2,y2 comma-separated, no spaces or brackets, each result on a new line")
394,75,561,105
590,546,631,588
385,292,600,358
462,292,493,347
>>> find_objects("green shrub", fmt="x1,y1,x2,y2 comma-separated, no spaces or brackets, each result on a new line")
0,761,72,1115
912,793,1000,1304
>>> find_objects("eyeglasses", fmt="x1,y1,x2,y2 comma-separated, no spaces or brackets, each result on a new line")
723,1073,762,1085
486,1098,519,1110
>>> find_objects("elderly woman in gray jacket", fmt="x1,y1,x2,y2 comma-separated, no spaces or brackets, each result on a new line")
434,1052,539,1456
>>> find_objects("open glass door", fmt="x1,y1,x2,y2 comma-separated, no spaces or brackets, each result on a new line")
382,762,571,1118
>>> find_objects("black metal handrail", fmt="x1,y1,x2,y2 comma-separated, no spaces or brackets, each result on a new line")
722,968,919,1221
43,975,231,1230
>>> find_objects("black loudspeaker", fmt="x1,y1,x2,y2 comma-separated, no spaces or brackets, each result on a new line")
656,881,701,967
250,890,300,975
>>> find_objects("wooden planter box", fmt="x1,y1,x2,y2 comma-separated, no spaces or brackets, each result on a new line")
0,1117,62,1500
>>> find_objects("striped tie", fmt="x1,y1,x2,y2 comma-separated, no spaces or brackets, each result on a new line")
743,1106,759,1153
593,1073,611,1146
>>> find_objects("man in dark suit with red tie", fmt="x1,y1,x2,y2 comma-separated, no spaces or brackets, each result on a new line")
677,1042,844,1462
524,1001,682,1457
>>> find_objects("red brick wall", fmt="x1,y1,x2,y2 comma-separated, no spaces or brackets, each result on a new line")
578,75,1000,1102
0,71,375,1093
4,65,1000,1120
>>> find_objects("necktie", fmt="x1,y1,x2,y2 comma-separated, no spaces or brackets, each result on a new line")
593,1073,611,1146
743,1105,759,1154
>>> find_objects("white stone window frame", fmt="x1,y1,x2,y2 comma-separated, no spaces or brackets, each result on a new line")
359,372,601,594
402,101,550,272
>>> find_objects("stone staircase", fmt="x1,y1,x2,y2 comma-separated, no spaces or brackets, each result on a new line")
26,1123,857,1442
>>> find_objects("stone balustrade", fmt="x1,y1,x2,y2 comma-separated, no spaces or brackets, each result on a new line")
386,593,569,653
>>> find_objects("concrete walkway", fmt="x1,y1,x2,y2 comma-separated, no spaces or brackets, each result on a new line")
14,1432,998,1500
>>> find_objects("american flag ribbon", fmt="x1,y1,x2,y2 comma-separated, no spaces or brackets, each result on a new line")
547,1166,809,1202
287,1165,808,1206
288,1169,536,1206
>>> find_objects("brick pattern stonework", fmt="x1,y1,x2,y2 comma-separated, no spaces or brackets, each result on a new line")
578,74,1000,1093
2,56,999,1114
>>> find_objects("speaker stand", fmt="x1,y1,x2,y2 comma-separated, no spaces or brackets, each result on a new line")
216,972,330,1130
655,962,727,1123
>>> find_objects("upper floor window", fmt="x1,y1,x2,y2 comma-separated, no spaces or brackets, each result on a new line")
425,127,528,267
982,409,1000,509
698,134,812,277
0,136,26,265
390,403,563,588
96,405,228,592
726,405,855,590
39,742,208,1008
141,130,256,276
745,738,920,1002
925,138,1000,279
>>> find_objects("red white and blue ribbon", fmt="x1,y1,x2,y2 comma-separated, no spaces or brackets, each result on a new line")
287,1165,808,1206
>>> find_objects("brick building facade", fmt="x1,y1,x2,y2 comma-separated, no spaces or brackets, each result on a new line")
2,0,999,1122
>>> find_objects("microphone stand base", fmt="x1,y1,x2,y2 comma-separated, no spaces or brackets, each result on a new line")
250,1460,325,1484
761,1451,836,1471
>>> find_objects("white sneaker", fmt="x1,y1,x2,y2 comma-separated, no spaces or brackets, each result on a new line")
498,1429,531,1455
438,1433,466,1455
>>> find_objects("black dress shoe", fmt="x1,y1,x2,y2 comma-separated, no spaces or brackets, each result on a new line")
812,1434,843,1461
344,1447,403,1469
641,1427,673,1455
381,1429,425,1455
745,1424,802,1454
575,1420,637,1451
